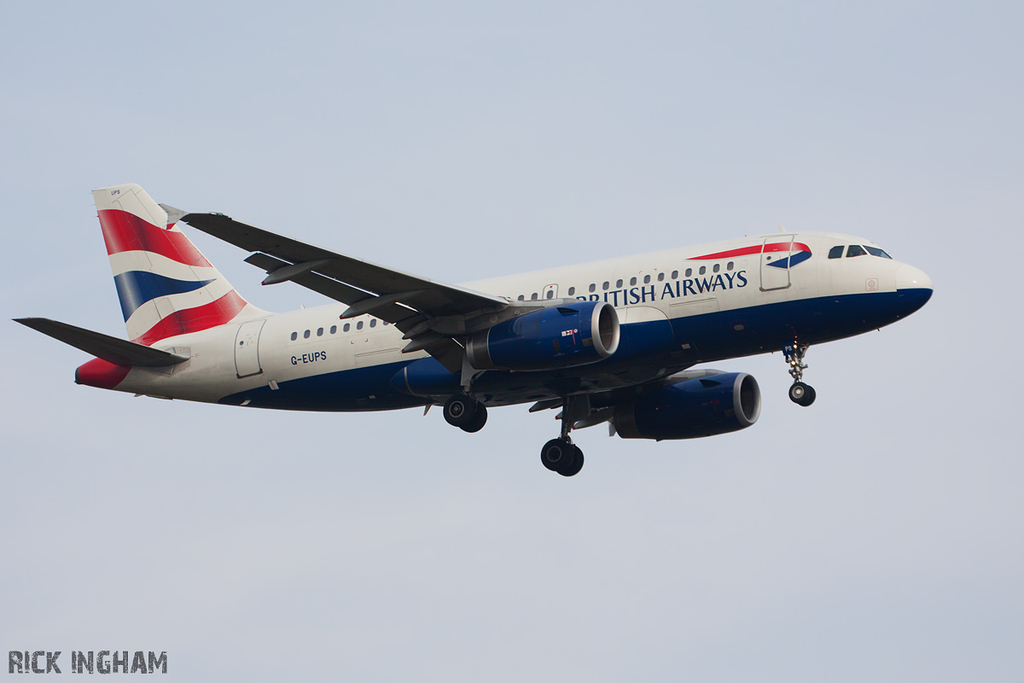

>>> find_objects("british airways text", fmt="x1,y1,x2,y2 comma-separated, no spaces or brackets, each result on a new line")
581,271,748,306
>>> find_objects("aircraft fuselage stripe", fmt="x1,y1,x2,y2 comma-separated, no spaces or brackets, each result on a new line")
688,242,811,260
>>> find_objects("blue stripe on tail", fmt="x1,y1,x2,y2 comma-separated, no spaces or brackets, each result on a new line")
113,271,215,321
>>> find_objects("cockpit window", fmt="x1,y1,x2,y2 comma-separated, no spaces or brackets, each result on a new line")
847,245,866,258
828,246,844,259
864,246,892,259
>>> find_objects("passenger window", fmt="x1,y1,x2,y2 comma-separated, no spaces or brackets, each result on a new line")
343,323,350,332
369,319,376,328
589,283,596,293
316,327,323,336
330,325,337,334
671,270,678,279
713,264,720,273
356,321,363,330
546,290,554,299
602,281,609,290
698,266,706,275
517,295,524,301
303,330,310,339
865,246,892,259
685,268,692,277
828,246,844,259
658,272,665,281
630,276,637,286
531,292,538,300
727,261,734,271
616,279,623,288
568,287,575,296
643,274,651,284
290,332,297,341
847,245,866,258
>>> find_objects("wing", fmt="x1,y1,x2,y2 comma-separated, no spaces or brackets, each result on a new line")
180,212,511,372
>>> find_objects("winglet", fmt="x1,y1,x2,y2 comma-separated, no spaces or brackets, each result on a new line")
158,203,188,226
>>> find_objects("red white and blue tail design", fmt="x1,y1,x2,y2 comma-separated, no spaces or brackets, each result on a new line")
93,183,263,345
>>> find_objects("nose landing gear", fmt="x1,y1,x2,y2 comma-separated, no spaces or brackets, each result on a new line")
783,341,816,407
788,381,815,406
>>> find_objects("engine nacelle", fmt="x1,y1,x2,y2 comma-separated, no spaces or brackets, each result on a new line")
612,372,761,440
466,301,620,371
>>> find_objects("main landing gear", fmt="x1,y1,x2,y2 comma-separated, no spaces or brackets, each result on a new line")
442,391,586,476
443,394,488,433
540,395,586,477
541,438,583,477
783,341,816,407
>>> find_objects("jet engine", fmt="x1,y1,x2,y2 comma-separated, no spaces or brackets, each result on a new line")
466,301,620,371
611,372,760,440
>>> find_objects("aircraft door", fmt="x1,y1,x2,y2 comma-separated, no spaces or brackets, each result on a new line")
234,319,266,378
543,283,559,300
760,235,794,291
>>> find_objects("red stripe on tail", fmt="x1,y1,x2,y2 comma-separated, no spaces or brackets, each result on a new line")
98,209,212,267
132,290,248,346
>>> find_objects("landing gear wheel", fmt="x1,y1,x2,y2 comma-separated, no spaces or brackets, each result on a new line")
460,404,488,433
558,446,584,477
783,340,816,407
443,394,479,428
789,381,816,407
540,394,589,476
541,438,574,472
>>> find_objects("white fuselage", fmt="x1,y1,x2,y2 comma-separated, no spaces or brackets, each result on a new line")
102,231,932,409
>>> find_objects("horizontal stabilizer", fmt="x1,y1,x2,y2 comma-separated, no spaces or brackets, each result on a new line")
14,318,189,367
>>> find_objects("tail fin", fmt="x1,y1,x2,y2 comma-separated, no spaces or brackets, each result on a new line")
92,183,263,346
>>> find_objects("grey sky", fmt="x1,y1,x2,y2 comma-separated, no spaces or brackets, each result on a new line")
2,2,1022,680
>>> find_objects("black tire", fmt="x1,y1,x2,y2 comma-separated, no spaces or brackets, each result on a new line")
541,438,573,472
789,381,809,404
460,404,488,433
789,382,816,407
443,394,478,428
558,446,584,477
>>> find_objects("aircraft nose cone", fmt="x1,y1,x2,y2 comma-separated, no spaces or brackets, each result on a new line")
895,263,933,292
894,263,933,317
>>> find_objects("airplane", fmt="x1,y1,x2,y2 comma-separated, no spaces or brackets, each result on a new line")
16,183,933,477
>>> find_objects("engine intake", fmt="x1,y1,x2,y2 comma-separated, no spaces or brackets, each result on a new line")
612,372,760,440
466,301,620,371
